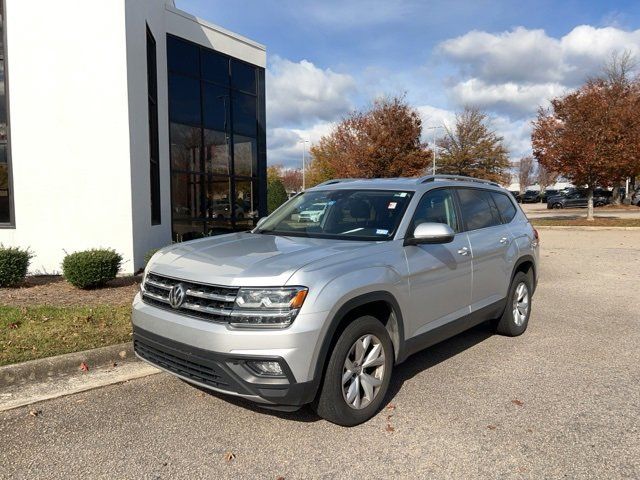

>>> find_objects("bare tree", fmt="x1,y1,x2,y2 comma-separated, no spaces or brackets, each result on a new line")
517,156,535,194
436,107,511,184
535,162,559,192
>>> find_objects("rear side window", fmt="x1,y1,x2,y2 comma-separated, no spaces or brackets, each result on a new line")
457,188,502,231
491,192,517,223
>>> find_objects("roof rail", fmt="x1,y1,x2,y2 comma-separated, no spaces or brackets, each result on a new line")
418,174,501,187
314,178,363,187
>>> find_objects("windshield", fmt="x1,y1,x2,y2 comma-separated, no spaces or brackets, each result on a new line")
256,189,414,241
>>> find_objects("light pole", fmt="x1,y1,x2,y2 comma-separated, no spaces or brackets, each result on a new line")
425,126,444,175
299,139,309,190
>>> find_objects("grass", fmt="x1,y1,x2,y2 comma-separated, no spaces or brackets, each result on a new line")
0,305,132,366
532,218,640,227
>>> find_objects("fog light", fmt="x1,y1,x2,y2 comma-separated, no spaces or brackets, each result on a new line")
246,360,284,377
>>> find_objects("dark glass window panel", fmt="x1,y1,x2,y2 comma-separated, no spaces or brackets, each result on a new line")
202,83,229,131
411,189,459,233
201,50,229,86
0,61,6,142
0,163,9,223
234,179,256,228
233,135,257,177
172,218,206,241
232,92,257,137
0,144,5,164
168,74,201,125
170,123,202,172
171,172,206,221
231,59,256,94
167,36,199,76
204,129,230,175
491,192,517,223
207,176,233,230
147,27,161,225
457,188,502,231
146,29,157,99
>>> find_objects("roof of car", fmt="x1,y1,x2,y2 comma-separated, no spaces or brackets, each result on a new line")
305,175,506,193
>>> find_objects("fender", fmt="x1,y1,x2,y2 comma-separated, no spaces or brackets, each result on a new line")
511,254,537,294
308,291,407,398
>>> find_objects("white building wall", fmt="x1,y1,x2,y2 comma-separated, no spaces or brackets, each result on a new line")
1,0,135,274
0,0,266,274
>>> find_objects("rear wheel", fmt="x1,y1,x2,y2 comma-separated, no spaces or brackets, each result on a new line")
493,271,532,337
552,203,563,209
313,315,393,426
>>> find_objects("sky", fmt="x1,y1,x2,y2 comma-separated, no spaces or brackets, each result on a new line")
176,0,640,170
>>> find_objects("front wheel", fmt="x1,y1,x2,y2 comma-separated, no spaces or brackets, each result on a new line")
313,316,393,426
552,203,563,209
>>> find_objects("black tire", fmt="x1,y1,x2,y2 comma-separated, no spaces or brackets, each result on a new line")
552,203,563,209
594,202,604,207
493,271,532,337
313,316,393,426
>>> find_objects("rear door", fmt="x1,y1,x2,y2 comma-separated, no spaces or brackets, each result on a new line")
456,188,515,312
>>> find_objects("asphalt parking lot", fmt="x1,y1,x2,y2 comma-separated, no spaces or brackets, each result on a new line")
1,230,639,479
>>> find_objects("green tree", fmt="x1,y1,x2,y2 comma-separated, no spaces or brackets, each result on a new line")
436,107,511,184
267,177,288,214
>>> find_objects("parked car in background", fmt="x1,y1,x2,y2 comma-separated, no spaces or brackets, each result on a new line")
521,190,541,203
631,187,640,206
540,189,559,203
509,190,522,203
298,202,328,222
135,175,539,426
546,190,610,209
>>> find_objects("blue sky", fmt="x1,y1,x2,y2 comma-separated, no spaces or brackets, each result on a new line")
176,0,640,169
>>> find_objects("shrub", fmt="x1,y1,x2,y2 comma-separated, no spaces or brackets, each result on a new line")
0,246,32,287
62,249,122,289
144,248,160,266
267,177,288,213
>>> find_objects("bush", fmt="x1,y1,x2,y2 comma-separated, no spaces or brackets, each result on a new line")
144,248,160,266
0,246,32,287
62,249,122,289
268,177,288,213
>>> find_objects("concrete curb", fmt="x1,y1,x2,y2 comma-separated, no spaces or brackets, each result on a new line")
0,342,135,389
534,226,640,231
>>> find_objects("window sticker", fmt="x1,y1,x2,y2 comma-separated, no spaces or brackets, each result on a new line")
376,229,389,235
388,202,397,210
394,192,408,197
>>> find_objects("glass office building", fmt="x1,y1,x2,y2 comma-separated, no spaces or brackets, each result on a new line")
167,35,266,241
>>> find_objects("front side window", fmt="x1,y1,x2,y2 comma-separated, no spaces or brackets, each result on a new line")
457,188,502,231
257,190,413,241
410,188,459,234
491,192,517,223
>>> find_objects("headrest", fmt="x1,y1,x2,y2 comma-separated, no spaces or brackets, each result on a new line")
349,199,370,219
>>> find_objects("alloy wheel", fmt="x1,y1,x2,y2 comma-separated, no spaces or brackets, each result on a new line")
512,282,529,326
342,334,385,409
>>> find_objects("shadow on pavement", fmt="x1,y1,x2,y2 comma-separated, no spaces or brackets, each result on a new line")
189,324,493,424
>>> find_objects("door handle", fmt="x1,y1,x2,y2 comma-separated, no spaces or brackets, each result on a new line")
499,237,509,244
457,247,470,256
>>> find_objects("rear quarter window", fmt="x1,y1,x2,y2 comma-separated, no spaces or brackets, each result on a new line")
491,192,517,223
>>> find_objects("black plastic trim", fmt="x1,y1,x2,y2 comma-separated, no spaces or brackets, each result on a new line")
133,326,315,406
401,298,506,360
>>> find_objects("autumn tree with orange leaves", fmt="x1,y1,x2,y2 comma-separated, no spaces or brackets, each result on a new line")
532,52,640,220
307,96,432,186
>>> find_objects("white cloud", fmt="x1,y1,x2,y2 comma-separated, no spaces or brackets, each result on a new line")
267,121,336,169
438,25,640,116
266,56,356,128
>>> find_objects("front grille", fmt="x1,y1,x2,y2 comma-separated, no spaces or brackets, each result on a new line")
134,338,230,389
141,272,238,323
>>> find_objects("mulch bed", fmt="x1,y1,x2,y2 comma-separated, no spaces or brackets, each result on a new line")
0,275,142,307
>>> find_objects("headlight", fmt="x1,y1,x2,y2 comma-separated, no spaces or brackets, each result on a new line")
230,287,308,328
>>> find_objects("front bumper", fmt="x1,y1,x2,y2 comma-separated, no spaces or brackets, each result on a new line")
131,293,326,407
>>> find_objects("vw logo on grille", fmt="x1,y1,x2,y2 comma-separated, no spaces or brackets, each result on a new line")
168,283,187,309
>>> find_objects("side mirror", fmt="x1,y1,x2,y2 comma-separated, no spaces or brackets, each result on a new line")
404,222,455,246
256,217,268,229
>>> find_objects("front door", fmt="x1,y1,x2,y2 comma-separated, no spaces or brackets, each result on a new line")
404,188,472,338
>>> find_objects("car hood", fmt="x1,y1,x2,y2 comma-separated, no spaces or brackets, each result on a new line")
148,232,375,286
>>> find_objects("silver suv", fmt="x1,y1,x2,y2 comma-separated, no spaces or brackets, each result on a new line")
133,175,539,426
